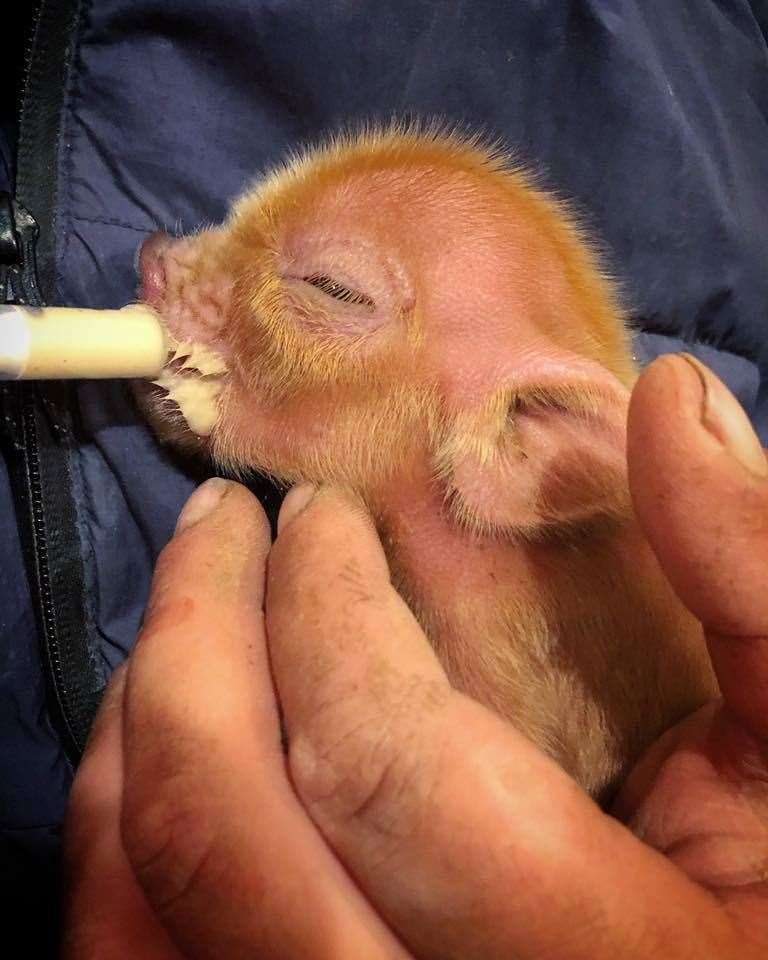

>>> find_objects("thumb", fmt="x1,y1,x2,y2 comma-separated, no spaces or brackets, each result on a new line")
627,353,768,738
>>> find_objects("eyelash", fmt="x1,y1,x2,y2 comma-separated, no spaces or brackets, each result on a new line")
303,274,376,309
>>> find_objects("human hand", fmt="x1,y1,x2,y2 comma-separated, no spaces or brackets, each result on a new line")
63,354,768,958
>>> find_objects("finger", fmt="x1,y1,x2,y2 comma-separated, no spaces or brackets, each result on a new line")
63,666,181,959
628,354,768,739
122,478,408,960
268,487,738,960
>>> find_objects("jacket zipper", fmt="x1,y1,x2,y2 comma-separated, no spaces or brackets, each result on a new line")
0,192,74,737
0,194,42,305
0,195,88,758
1,0,101,762
23,391,83,749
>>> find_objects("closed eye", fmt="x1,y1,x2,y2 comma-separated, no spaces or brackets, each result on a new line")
303,274,376,310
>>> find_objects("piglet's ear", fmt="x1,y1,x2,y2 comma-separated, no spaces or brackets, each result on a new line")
432,385,630,541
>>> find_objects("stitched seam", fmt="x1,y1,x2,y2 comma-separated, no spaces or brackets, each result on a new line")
71,214,153,233
64,400,107,687
58,0,94,278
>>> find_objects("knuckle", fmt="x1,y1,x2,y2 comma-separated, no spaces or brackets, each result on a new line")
121,789,227,915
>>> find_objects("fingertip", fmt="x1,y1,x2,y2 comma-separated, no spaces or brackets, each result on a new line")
277,484,377,540
172,477,271,547
629,352,767,491
628,353,699,441
627,355,699,518
681,353,767,478
270,485,390,593
146,480,271,638
277,482,316,533
217,479,273,541
175,477,234,533
628,351,768,639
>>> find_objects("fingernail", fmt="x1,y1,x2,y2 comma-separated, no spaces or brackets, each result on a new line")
175,477,232,533
679,353,768,478
278,483,317,533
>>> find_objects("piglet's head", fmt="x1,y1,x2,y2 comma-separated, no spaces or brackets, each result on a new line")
139,128,637,541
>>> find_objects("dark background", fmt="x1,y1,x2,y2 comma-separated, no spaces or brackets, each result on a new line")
1,2,38,177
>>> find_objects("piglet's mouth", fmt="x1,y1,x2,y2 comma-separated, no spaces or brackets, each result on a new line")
152,340,229,438
163,341,229,378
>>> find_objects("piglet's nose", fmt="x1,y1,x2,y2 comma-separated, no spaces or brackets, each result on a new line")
138,231,173,308
140,230,173,261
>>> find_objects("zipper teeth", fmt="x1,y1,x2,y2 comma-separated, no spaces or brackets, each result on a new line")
10,0,92,760
16,0,83,302
22,390,75,744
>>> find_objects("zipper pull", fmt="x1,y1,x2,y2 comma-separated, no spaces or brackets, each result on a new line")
0,193,18,304
0,192,42,307
1,192,44,450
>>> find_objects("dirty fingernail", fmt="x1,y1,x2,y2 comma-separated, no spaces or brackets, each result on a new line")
679,353,768,478
175,477,233,533
278,483,317,533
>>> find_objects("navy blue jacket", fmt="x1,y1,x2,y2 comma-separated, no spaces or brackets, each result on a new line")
1,0,767,949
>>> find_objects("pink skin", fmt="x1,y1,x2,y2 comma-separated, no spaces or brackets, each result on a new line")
139,232,234,359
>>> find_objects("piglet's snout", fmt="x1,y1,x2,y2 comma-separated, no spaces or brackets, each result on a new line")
138,231,172,309
138,232,231,347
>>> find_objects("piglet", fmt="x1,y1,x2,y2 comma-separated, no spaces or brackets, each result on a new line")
137,127,716,801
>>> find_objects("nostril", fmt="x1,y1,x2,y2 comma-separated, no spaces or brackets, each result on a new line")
139,231,173,307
